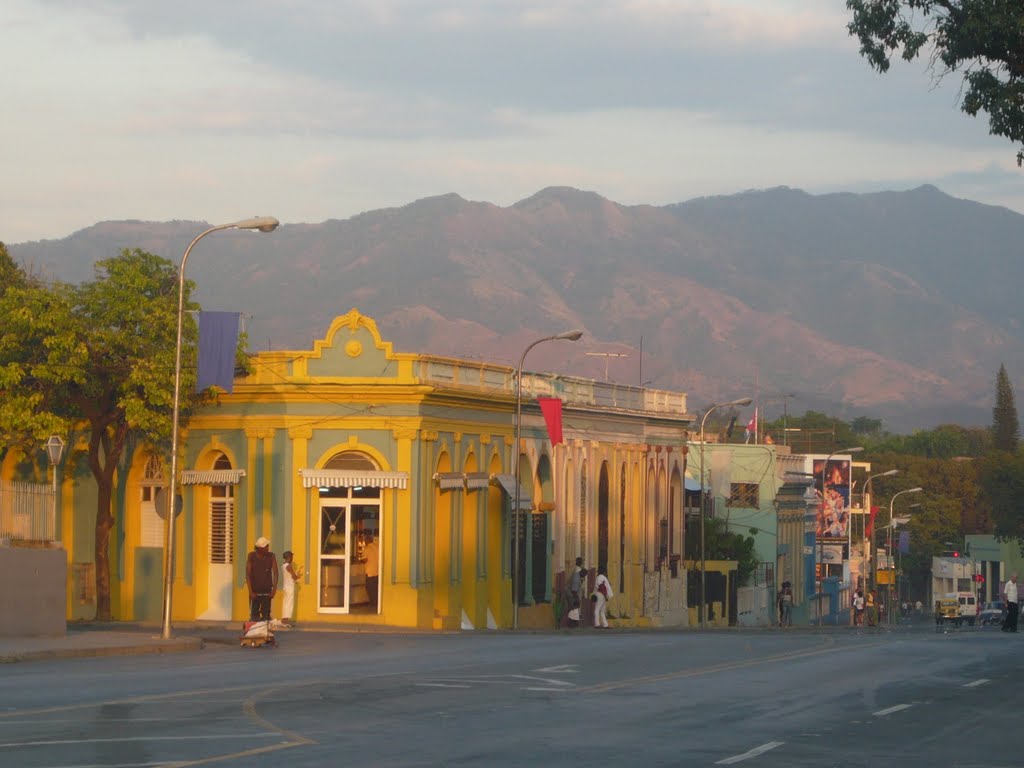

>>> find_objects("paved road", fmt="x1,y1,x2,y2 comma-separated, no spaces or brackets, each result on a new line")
0,623,1019,767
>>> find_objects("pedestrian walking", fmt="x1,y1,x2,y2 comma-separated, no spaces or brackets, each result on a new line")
565,557,585,628
593,566,614,628
1003,572,1019,633
245,536,278,622
780,582,794,627
853,589,865,627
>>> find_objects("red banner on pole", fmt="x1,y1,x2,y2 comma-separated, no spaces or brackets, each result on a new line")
537,397,564,446
865,505,879,539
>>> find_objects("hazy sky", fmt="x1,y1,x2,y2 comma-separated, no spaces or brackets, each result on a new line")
4,0,1023,243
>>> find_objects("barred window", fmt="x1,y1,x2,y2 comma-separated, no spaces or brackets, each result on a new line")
729,482,759,508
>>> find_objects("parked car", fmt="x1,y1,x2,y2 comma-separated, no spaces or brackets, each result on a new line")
978,600,1007,626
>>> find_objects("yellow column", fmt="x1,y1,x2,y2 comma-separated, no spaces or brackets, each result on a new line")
289,425,313,621
389,426,419,626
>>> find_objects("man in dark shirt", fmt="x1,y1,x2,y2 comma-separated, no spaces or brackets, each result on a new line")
245,536,278,621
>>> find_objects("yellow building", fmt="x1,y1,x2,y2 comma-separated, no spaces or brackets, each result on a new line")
12,310,697,629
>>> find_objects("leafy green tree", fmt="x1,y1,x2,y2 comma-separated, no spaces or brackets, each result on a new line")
0,249,197,620
978,451,1024,553
0,279,71,450
898,496,963,601
0,242,27,296
704,517,759,586
992,364,1020,452
850,416,883,437
847,1,1024,164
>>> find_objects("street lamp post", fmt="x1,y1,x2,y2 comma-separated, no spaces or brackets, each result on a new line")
885,487,922,624
698,397,752,628
161,216,279,640
863,469,898,592
817,446,863,624
512,329,583,629
44,435,65,542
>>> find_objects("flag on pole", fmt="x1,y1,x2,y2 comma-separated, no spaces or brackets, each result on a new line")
865,505,879,539
897,530,910,554
743,408,758,444
197,311,240,393
537,397,564,446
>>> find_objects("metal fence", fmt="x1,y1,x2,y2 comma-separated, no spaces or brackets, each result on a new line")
0,480,56,542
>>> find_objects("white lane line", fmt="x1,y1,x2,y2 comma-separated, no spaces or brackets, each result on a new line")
715,741,784,764
523,687,570,692
0,733,274,749
534,664,579,673
415,683,471,689
964,678,990,688
872,704,912,716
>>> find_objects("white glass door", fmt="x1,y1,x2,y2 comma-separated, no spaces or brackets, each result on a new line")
319,503,350,612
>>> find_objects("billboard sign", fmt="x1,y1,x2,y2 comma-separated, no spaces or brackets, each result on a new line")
810,455,852,543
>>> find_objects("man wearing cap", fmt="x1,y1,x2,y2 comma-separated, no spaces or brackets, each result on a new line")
246,536,278,621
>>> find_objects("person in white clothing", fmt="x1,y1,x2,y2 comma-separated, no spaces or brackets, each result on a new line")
281,551,299,626
1003,572,1018,633
593,566,614,628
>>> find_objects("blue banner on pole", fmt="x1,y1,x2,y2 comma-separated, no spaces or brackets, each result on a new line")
897,530,910,554
197,311,240,393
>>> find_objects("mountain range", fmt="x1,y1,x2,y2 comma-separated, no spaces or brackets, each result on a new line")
10,184,1024,433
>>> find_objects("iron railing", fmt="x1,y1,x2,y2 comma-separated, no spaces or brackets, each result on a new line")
0,480,56,542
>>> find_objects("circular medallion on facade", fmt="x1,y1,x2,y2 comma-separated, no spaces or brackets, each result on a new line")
345,339,363,358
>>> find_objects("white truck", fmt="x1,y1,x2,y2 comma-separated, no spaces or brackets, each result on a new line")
931,555,979,625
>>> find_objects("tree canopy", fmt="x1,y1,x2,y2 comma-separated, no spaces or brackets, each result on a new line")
992,363,1020,452
0,249,197,619
847,0,1024,163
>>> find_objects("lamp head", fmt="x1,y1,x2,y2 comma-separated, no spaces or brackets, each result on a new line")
44,435,65,466
556,329,584,341
882,469,899,477
232,216,279,233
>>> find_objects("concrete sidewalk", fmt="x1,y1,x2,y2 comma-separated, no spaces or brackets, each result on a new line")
0,619,427,663
0,625,206,663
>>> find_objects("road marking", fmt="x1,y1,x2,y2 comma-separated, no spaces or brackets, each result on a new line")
523,687,569,692
582,637,850,694
715,741,784,764
964,678,990,688
0,733,274,749
872,704,912,716
534,664,579,673
416,683,471,688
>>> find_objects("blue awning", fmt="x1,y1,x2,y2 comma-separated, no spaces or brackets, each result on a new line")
685,477,705,492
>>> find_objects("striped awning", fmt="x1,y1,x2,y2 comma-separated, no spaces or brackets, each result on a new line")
465,472,491,491
298,469,409,490
433,472,465,491
492,473,533,511
179,469,246,486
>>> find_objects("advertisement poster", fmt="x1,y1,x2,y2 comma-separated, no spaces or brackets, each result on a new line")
811,456,852,542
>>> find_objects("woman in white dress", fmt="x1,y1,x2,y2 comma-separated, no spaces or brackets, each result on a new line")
593,566,614,628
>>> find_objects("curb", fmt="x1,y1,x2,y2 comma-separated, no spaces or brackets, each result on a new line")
0,637,203,664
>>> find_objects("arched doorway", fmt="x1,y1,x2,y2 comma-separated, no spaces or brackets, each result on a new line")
317,451,382,615
202,452,236,620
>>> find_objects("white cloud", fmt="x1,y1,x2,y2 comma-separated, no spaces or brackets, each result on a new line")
1,0,1022,243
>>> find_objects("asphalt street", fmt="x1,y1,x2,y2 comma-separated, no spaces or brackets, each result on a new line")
0,622,1019,767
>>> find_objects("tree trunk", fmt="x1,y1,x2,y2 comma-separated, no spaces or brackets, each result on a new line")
94,473,115,621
